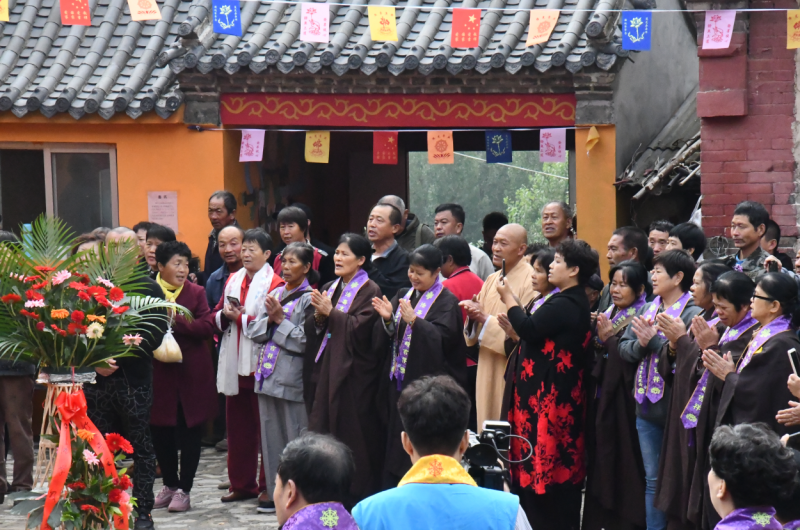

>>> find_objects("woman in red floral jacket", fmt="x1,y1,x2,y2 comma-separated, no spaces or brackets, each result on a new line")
497,239,597,530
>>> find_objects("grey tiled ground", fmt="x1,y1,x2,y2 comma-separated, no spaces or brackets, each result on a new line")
1,448,278,529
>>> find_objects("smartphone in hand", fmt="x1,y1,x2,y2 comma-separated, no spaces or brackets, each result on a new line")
227,296,241,308
502,258,506,278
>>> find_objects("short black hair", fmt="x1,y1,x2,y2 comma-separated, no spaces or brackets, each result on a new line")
434,203,466,226
434,235,472,268
398,375,470,457
242,228,273,253
210,190,237,214
649,220,674,234
764,219,781,245
609,259,650,298
482,212,508,232
532,248,556,273
525,243,547,257
709,423,798,509
613,226,649,264
132,221,152,234
146,224,176,244
290,202,313,222
697,262,733,295
0,230,18,244
409,244,443,272
652,249,696,291
555,239,599,286
372,203,402,226
711,271,755,312
155,240,192,266
338,233,373,272
276,432,355,505
733,201,769,233
282,241,320,285
758,272,800,327
669,223,706,260
277,206,309,235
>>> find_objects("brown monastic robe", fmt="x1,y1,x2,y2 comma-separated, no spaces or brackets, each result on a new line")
465,260,535,429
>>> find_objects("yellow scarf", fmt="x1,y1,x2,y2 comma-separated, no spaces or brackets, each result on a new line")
156,273,183,303
397,455,477,487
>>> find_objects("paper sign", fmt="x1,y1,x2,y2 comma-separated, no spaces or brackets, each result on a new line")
702,10,735,49
212,0,241,36
305,131,330,164
585,126,600,154
239,129,265,162
622,11,651,51
452,8,480,48
787,10,800,49
301,3,329,43
368,5,397,42
0,0,8,22
485,131,512,164
526,10,559,46
128,0,161,21
427,131,454,165
61,0,91,26
148,192,179,233
540,128,566,162
373,131,398,165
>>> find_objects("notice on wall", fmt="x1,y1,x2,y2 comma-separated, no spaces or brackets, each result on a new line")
148,191,178,233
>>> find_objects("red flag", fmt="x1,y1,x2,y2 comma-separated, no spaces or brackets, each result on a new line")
451,8,480,48
61,0,91,25
373,131,398,165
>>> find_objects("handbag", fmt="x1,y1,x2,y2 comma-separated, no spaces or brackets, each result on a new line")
153,326,183,363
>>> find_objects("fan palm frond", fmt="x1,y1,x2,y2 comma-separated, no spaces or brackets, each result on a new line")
19,215,76,269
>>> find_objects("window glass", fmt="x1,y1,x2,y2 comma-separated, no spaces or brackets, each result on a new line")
51,152,113,234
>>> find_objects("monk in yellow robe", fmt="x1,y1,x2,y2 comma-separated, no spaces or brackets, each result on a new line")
461,224,536,430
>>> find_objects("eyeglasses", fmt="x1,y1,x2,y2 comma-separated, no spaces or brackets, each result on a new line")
751,294,775,302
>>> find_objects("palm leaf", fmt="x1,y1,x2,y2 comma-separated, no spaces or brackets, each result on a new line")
75,239,148,293
19,215,76,268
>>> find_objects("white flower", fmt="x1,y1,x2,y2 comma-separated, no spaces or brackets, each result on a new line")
86,322,104,339
25,300,45,308
96,277,115,289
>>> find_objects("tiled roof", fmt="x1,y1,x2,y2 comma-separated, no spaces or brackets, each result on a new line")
166,0,630,77
0,0,186,119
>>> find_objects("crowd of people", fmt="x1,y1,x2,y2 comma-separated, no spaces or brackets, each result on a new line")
2,191,800,530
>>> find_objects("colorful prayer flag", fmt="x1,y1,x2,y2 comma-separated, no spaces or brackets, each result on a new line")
373,131,398,165
485,131,512,164
788,10,800,49
585,126,600,154
301,2,329,43
368,5,398,42
239,129,265,162
427,131,454,165
212,0,241,36
540,128,566,162
60,0,91,26
0,0,8,22
702,10,735,49
451,8,480,48
128,0,161,21
622,11,651,51
305,131,330,164
526,10,559,46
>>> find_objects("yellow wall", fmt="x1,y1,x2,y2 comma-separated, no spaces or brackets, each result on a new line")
575,125,616,280
0,110,226,263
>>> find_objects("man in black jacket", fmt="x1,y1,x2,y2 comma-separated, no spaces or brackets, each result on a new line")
202,191,240,286
366,203,411,299
84,228,168,530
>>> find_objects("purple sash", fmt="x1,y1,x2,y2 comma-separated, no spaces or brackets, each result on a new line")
784,520,800,530
255,279,310,384
391,279,445,389
316,269,370,362
680,313,758,429
282,502,359,530
738,315,793,373
715,507,782,530
600,293,647,341
635,292,692,404
530,288,559,314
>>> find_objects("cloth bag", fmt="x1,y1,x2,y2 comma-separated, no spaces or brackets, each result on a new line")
153,326,182,363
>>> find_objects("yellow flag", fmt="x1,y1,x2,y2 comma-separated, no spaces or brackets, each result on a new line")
0,0,8,22
526,10,560,46
427,131,454,164
305,131,330,164
585,126,600,154
368,5,398,42
788,10,800,49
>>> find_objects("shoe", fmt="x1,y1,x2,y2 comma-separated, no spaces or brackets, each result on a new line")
134,513,155,530
201,436,222,447
168,489,191,512
217,481,231,490
215,439,228,452
153,486,177,509
257,500,276,514
221,490,258,503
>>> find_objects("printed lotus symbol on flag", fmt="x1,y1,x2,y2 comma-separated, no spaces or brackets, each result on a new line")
626,16,648,43
490,134,507,157
311,138,324,156
137,0,151,8
537,21,551,33
217,4,236,30
380,16,390,33
435,139,449,152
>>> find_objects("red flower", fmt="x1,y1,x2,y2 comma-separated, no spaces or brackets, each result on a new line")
35,322,45,331
58,329,67,337
34,266,56,274
31,282,47,290
108,488,124,503
75,273,90,284
1,293,21,304
108,287,125,302
112,305,130,315
113,474,133,490
67,323,87,336
50,324,59,331
79,504,100,514
77,291,91,302
68,281,89,291
86,286,107,298
105,433,134,454
23,276,38,283
24,290,43,301
71,310,85,323
19,310,40,320
96,296,111,308
67,481,86,490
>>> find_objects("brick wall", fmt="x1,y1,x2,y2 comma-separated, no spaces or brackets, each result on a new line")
698,2,798,244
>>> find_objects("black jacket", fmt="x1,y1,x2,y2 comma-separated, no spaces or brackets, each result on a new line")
201,221,241,286
368,243,411,300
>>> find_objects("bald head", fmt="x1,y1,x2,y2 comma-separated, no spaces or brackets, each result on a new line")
105,227,139,255
491,223,528,269
379,195,408,228
219,225,245,240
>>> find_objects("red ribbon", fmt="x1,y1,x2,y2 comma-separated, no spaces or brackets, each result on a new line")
42,389,121,530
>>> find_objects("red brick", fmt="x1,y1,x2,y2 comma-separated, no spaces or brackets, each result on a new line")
772,139,794,150
725,183,773,194
747,149,793,161
700,55,747,91
703,173,747,184
748,70,795,82
748,171,793,183
773,160,796,171
704,183,725,194
749,104,795,116
723,139,746,150
704,194,749,205
773,182,796,194
697,90,748,117
702,161,724,172
703,216,729,228
724,204,739,217
772,215,797,226
773,193,792,204
703,205,725,216
772,204,797,215
747,194,776,204
704,139,726,150
748,59,796,72
702,115,793,139
704,150,747,162
750,91,795,105
723,160,775,172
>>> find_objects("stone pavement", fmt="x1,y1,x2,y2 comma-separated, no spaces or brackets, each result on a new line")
1,448,279,530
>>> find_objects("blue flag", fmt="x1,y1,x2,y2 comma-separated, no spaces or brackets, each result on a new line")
485,130,512,163
213,0,241,36
622,11,651,51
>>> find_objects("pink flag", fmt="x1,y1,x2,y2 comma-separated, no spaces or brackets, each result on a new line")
301,3,329,43
539,128,566,162
702,10,735,50
239,129,265,162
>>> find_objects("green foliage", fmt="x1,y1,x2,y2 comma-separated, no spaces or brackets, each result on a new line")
409,151,569,246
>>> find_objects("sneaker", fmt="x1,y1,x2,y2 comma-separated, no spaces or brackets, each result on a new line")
168,489,191,512
215,439,228,452
257,500,276,514
153,486,177,509
134,513,155,530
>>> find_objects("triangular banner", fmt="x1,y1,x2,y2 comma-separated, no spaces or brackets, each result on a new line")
61,0,92,26
586,126,600,154
526,10,559,46
702,10,735,50
301,2,329,43
373,131,398,165
239,129,265,162
452,8,480,48
305,131,331,164
212,0,241,36
0,0,8,22
787,10,800,49
428,131,454,165
368,5,398,42
622,11,651,51
128,0,161,21
485,131,512,163
540,128,566,163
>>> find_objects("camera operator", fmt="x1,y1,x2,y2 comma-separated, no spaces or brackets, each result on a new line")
353,375,531,530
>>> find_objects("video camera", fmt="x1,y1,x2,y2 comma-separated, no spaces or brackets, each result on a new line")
463,421,532,491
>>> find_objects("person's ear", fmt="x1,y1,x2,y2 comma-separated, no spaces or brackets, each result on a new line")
456,223,464,234
286,478,299,508
630,248,639,261
303,263,311,275
568,265,579,279
715,478,727,501
401,432,414,457
757,224,766,239
157,262,165,273
673,271,684,286
357,256,366,268
686,249,695,259
264,250,272,262
457,430,470,458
